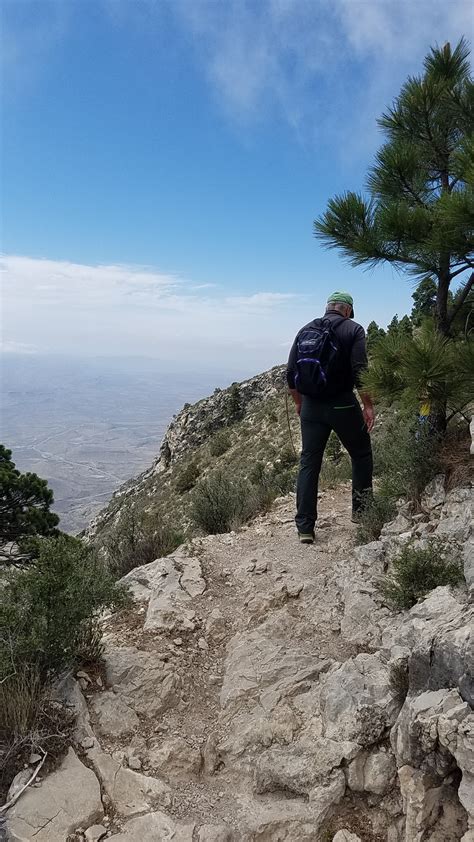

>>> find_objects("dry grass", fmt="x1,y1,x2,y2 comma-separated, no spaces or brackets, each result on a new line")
0,669,74,802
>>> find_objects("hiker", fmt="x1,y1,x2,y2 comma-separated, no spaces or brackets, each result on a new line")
287,291,375,544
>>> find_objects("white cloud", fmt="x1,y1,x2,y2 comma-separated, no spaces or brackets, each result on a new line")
162,0,472,154
0,340,38,355
0,255,309,368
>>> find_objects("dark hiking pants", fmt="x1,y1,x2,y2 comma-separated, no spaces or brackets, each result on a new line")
296,392,373,534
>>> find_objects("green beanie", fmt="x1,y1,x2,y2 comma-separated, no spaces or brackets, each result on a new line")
327,290,354,317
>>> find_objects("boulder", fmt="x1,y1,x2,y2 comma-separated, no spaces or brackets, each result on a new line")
87,747,171,816
254,741,354,797
332,832,362,842
218,702,300,758
6,748,103,842
320,654,400,745
107,811,195,841
103,645,182,717
205,608,227,642
120,557,170,601
52,673,97,746
85,826,108,842
340,580,386,647
391,689,469,775
147,736,202,781
421,475,446,512
463,538,474,593
434,487,474,542
347,747,396,795
352,540,385,571
136,555,205,631
406,605,473,704
89,691,139,738
197,826,233,841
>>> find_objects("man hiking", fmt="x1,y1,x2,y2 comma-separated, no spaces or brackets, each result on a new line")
287,291,375,544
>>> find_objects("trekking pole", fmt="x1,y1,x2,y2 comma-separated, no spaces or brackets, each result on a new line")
285,390,299,460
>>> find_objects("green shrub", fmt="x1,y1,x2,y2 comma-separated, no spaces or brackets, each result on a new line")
249,461,266,486
175,461,200,494
355,494,397,543
373,416,442,504
0,534,128,680
379,540,463,610
209,430,232,457
320,454,352,489
224,383,243,424
105,509,184,577
278,444,298,470
326,432,343,462
191,471,261,534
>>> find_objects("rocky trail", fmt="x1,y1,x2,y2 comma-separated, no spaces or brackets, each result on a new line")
5,479,474,842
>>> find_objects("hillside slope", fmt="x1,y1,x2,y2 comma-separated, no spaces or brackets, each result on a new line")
6,478,473,840
85,366,301,551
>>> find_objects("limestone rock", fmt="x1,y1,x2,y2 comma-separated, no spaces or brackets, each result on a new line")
197,825,233,841
120,557,170,601
52,673,96,745
341,580,385,647
347,747,396,795
205,608,227,642
89,691,139,738
332,832,362,842
353,540,385,571
6,770,31,803
404,604,474,704
421,475,446,511
141,555,201,631
463,537,474,592
107,811,195,841
254,742,352,797
434,486,474,542
147,736,202,781
178,556,206,597
102,645,182,717
381,513,413,537
397,764,467,842
6,748,102,842
87,747,171,816
320,654,400,745
85,826,108,842
220,624,325,711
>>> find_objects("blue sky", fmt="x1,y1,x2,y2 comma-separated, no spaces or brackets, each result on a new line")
1,0,472,373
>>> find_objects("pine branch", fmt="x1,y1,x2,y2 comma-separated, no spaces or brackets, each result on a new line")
447,272,474,326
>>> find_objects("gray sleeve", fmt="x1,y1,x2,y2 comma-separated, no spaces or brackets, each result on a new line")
350,325,368,388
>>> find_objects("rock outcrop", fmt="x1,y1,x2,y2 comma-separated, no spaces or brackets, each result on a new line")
6,477,473,840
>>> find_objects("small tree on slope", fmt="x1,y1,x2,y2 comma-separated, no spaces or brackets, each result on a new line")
315,39,474,338
0,445,59,547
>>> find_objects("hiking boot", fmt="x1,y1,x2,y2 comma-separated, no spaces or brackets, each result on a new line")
298,531,315,544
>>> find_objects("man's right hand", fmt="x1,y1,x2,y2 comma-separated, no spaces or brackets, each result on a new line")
289,388,302,416
363,403,375,432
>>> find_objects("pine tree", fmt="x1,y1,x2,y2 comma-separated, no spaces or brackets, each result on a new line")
315,40,474,338
362,323,474,422
411,277,437,325
0,445,59,546
366,320,386,352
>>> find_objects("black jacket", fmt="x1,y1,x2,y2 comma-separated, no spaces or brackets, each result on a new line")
286,310,368,396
